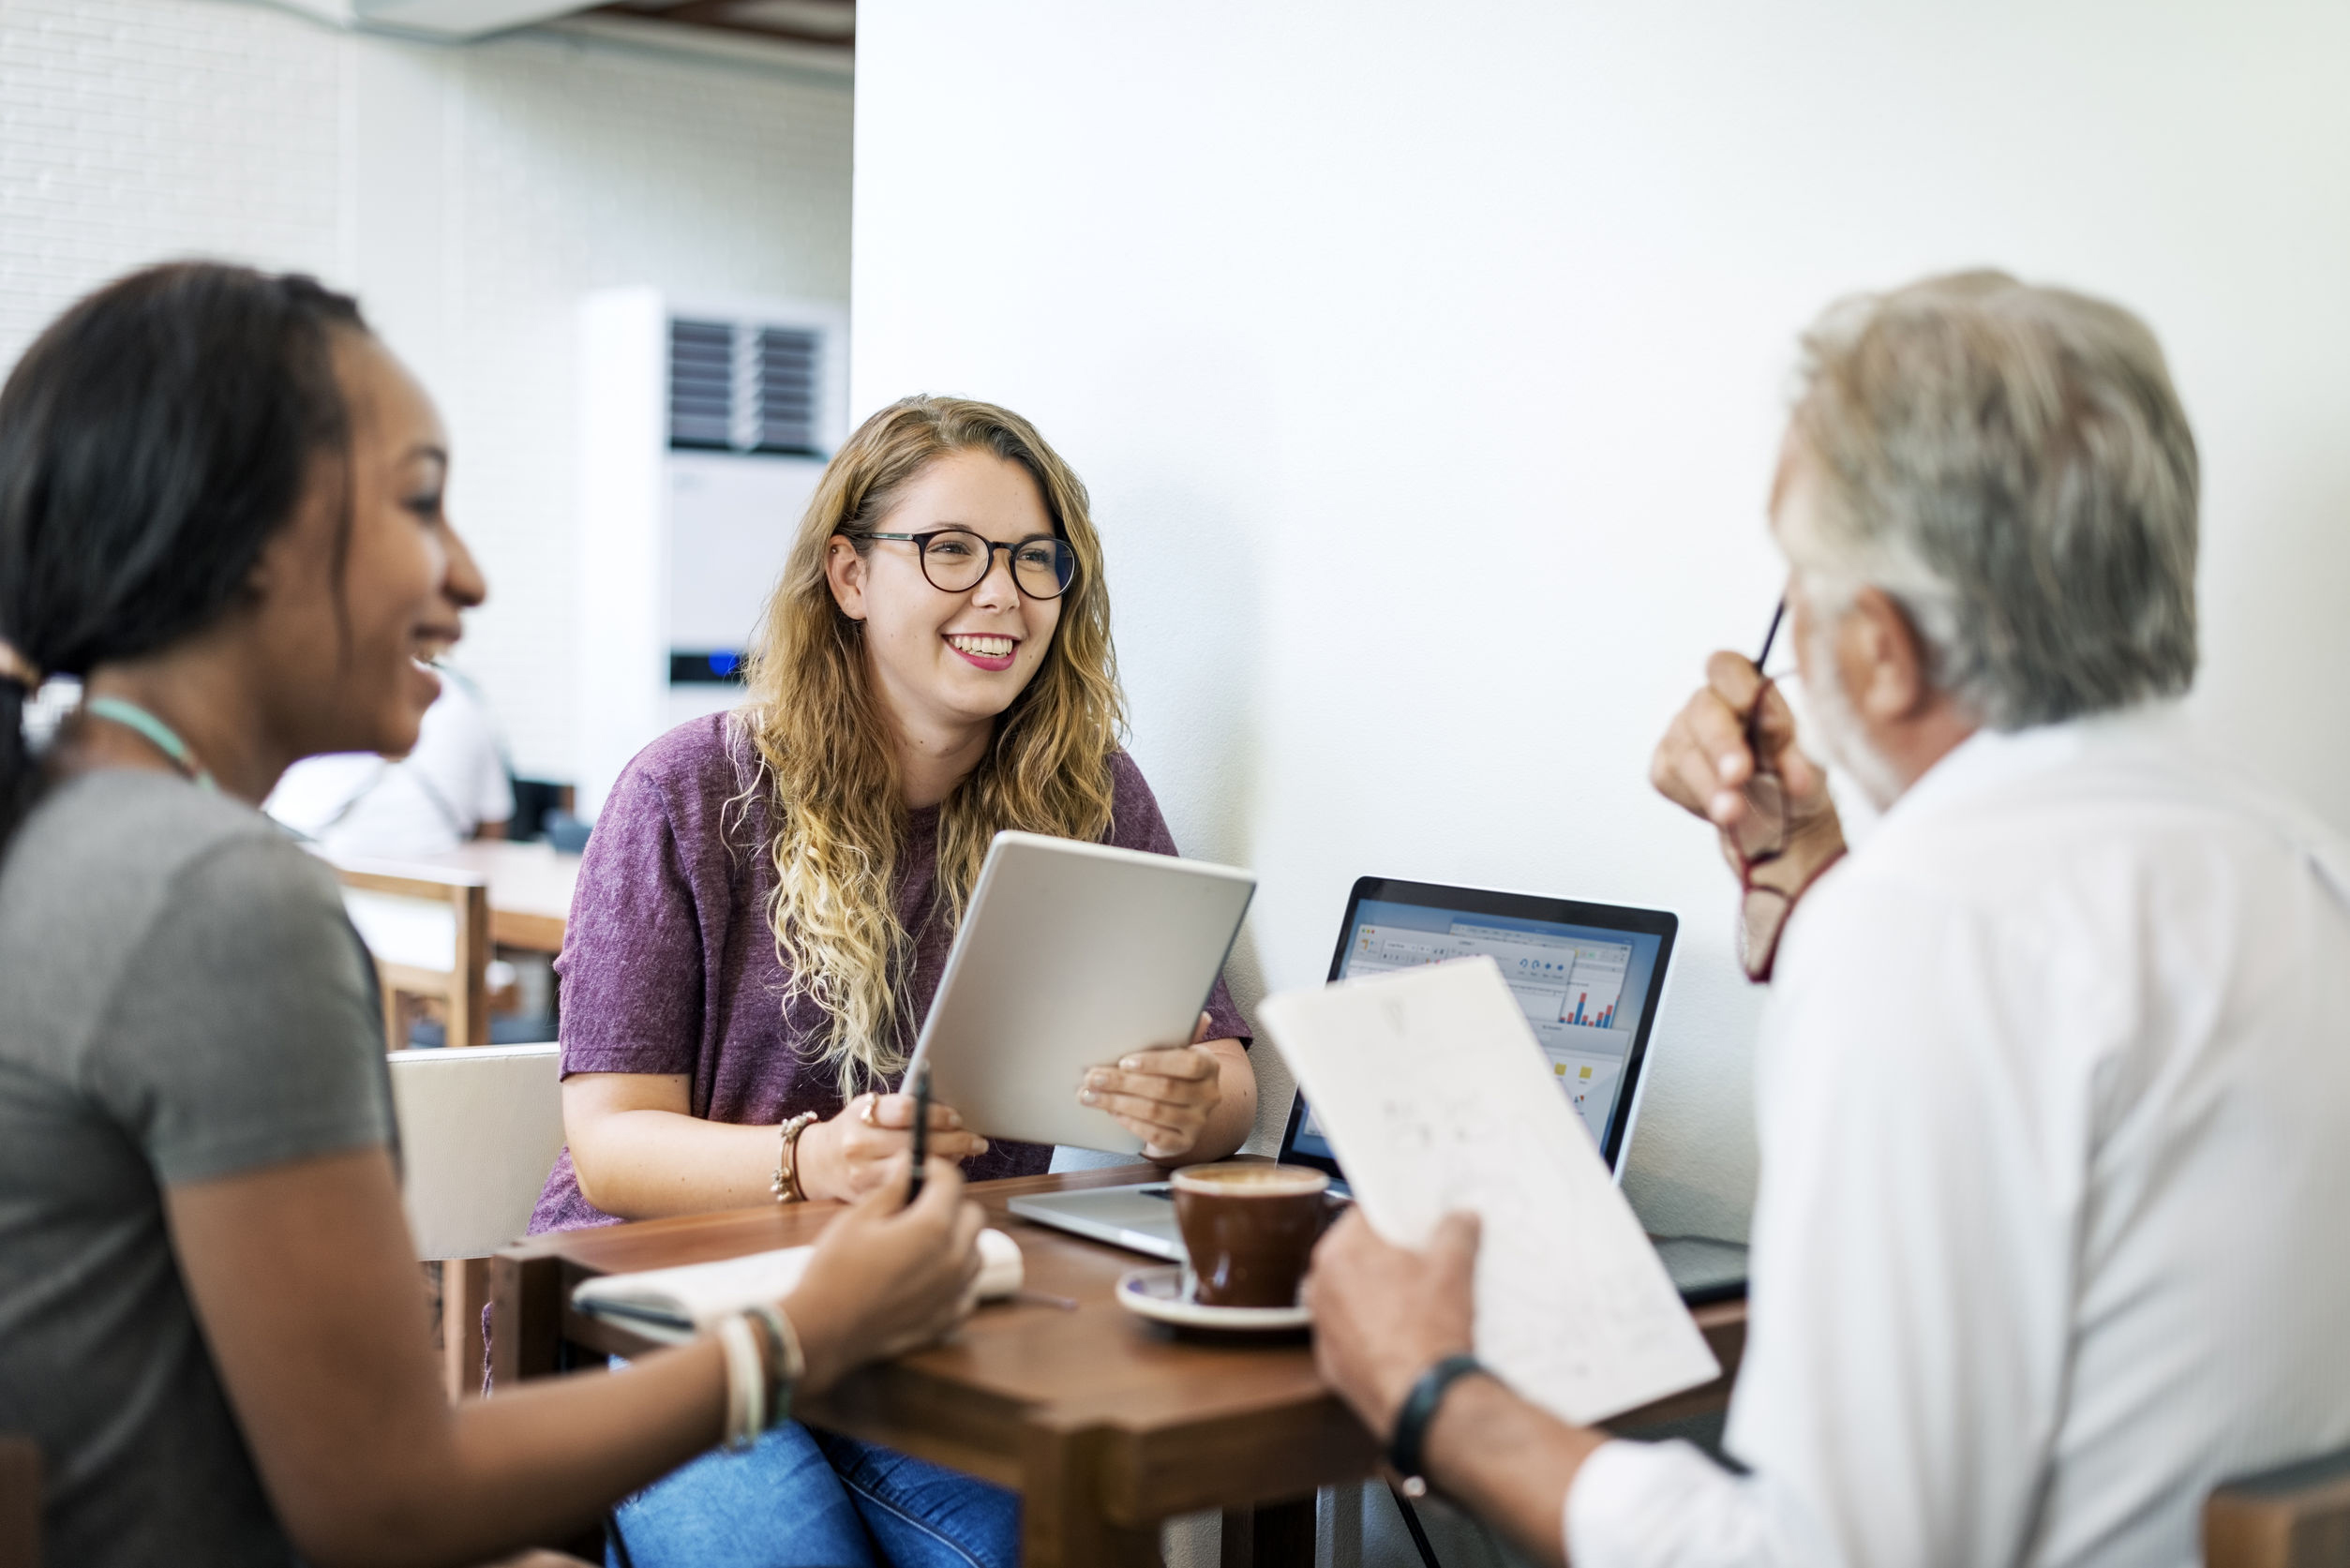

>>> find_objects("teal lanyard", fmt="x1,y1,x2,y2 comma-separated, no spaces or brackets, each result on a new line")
83,696,218,793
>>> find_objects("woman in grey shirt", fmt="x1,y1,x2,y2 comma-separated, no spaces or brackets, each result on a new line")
0,262,986,1567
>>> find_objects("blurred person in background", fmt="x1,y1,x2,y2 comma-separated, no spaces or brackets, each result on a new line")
267,668,513,857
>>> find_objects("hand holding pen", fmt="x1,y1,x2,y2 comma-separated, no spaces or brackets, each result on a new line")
787,1069,985,1204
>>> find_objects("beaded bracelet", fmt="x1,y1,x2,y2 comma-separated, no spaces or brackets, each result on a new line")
771,1112,820,1203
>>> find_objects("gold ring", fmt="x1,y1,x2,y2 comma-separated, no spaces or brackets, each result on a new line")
859,1094,878,1127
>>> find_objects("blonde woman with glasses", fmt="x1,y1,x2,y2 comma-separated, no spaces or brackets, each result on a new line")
531,396,1257,1568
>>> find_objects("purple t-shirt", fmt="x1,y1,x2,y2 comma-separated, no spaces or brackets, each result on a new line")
530,714,1251,1233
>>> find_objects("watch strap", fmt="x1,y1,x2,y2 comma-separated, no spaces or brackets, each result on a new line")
1388,1352,1485,1485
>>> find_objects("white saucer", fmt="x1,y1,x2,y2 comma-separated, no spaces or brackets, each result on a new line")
1114,1265,1312,1331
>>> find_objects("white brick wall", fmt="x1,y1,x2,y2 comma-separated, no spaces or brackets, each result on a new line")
0,0,852,778
0,1,345,336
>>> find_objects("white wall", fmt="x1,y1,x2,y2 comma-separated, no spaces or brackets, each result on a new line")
851,0,2350,1242
0,0,853,779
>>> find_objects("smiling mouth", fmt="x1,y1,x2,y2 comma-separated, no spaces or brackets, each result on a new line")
946,634,1018,659
412,627,462,667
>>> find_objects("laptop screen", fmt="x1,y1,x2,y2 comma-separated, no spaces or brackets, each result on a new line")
1282,877,1677,1176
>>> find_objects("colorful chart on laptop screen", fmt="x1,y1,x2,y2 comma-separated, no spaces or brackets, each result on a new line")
1289,888,1672,1168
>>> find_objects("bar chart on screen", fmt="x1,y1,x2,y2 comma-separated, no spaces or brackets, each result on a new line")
1563,988,1612,1027
1555,943,1628,1029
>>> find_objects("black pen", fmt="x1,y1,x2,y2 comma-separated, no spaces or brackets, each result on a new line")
906,1061,930,1207
1756,594,1787,673
1745,595,1788,746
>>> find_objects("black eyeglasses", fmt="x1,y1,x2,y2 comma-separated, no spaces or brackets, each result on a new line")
858,528,1078,601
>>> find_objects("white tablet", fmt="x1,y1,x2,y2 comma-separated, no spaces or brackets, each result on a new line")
905,831,1255,1154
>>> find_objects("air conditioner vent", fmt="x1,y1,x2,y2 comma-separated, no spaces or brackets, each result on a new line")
667,319,736,450
756,327,820,453
667,317,825,456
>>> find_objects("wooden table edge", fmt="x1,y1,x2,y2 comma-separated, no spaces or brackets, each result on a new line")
488,907,567,953
490,1169,1748,1546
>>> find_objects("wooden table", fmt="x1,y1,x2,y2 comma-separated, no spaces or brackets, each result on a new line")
419,840,581,954
494,1164,1748,1567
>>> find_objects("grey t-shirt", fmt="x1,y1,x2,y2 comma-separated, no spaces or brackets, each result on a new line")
0,769,394,1566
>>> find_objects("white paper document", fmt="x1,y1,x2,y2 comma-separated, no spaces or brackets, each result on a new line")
572,1228,1025,1345
1259,957,1718,1425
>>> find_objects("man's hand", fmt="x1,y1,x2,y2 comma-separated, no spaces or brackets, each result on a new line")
1302,1208,1480,1441
1651,650,1844,879
1078,1012,1228,1160
799,1092,989,1203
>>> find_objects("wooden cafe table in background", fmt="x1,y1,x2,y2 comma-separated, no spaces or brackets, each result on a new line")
494,1161,1748,1567
419,839,580,955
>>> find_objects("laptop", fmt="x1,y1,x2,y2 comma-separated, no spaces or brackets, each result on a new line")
1009,875,1749,1306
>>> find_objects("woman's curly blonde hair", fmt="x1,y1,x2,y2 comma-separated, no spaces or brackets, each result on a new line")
737,396,1124,1098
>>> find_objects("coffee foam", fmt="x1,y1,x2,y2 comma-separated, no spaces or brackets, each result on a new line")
1171,1163,1327,1196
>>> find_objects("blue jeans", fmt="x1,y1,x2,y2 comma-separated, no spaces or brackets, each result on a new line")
608,1420,1021,1568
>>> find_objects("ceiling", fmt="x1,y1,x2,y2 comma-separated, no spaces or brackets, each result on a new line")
262,0,855,64
585,0,854,52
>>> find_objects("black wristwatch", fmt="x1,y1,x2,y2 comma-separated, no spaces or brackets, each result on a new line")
1388,1352,1486,1488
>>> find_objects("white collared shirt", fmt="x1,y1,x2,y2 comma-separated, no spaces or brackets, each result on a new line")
1567,706,2350,1567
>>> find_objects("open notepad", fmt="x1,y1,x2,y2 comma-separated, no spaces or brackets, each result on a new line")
572,1228,1025,1345
1259,957,1718,1425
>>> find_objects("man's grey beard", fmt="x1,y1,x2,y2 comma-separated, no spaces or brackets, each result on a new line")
1801,615,1908,812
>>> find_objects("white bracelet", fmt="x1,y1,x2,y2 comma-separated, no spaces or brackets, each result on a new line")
716,1313,765,1452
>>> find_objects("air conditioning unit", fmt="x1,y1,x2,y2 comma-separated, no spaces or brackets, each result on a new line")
576,288,848,818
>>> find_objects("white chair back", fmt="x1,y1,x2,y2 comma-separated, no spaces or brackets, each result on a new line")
344,887,461,972
387,1042,565,1261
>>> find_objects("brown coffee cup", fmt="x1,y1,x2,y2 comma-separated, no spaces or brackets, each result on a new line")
1170,1162,1331,1308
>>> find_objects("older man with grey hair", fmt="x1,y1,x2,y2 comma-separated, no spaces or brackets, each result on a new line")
1302,272,2350,1567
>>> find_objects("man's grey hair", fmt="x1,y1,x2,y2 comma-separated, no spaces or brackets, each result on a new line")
1786,270,2199,730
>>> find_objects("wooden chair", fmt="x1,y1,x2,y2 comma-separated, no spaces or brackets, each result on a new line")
2207,1445,2350,1567
0,1435,37,1568
322,855,492,1050
387,1043,567,1401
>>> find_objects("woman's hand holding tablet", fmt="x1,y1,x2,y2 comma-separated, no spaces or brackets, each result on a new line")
1078,1011,1231,1159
